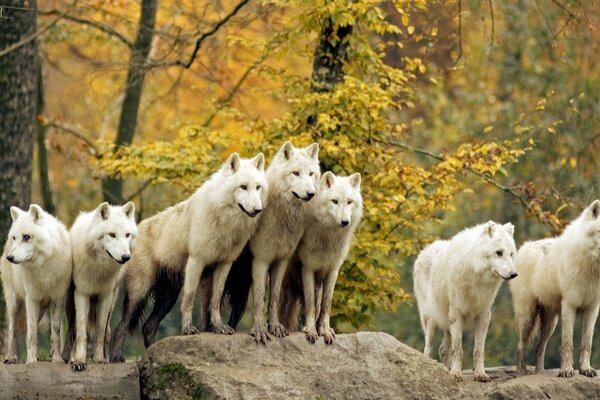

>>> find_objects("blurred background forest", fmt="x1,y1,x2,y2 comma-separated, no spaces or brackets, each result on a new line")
0,0,599,368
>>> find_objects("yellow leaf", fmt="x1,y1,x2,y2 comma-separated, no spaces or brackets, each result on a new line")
483,126,493,133
407,25,415,35
431,27,438,37
401,14,409,27
547,127,556,134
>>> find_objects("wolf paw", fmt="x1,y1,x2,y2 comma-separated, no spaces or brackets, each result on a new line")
558,369,576,378
451,370,463,382
211,323,234,335
250,324,271,344
181,325,200,336
52,355,64,364
70,360,87,372
302,326,318,344
3,357,17,364
319,327,336,345
269,323,288,338
580,368,598,377
474,372,491,382
110,354,125,363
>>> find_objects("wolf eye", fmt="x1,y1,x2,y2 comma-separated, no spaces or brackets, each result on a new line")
22,234,31,242
348,200,353,205
309,172,314,176
496,250,503,257
12,236,15,241
293,171,300,176
256,185,261,190
241,185,247,190
109,233,116,238
332,199,338,205
125,233,131,238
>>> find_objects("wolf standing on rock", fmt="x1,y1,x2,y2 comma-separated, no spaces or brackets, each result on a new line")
62,202,137,371
511,200,600,378
111,152,267,362
1,205,72,364
413,221,518,382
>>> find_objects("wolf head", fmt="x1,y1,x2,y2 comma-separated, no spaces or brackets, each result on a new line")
6,205,55,265
568,199,600,259
479,221,518,280
314,171,363,228
222,152,268,218
268,142,321,201
90,202,138,264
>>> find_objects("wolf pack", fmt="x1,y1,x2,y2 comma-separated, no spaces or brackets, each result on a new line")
0,142,364,371
1,141,599,384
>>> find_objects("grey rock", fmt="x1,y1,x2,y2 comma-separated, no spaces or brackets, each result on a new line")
139,331,460,400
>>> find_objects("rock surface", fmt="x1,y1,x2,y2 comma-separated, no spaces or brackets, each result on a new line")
139,331,461,400
0,362,140,400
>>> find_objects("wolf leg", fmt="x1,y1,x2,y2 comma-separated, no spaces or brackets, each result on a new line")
49,299,64,363
268,259,290,338
423,316,436,358
209,262,234,334
579,304,600,377
439,330,451,368
25,296,40,364
516,302,537,375
142,273,182,346
559,301,576,378
180,256,205,335
301,267,318,344
71,290,90,371
473,310,491,382
448,309,464,382
535,307,558,373
250,257,271,344
3,293,19,364
317,266,340,345
93,291,115,363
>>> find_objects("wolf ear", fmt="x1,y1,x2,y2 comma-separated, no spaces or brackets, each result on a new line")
305,143,319,160
278,141,294,161
29,204,44,223
503,222,515,237
349,173,361,189
252,153,265,171
95,202,111,221
10,206,25,222
122,202,135,220
484,221,496,238
321,171,335,189
226,152,241,173
587,199,600,220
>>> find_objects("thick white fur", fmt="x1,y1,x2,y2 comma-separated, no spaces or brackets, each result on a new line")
179,153,268,335
248,142,320,343
297,171,363,345
1,205,72,364
413,221,517,382
510,200,600,378
68,202,137,370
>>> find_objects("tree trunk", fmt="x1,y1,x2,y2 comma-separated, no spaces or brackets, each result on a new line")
36,49,55,215
0,0,38,340
101,0,158,204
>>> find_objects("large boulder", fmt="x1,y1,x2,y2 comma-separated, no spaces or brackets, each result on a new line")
139,331,460,400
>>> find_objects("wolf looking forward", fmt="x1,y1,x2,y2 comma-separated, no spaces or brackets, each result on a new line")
1,205,72,364
60,202,137,371
111,152,267,362
225,142,320,344
280,171,363,344
511,200,600,378
413,221,517,382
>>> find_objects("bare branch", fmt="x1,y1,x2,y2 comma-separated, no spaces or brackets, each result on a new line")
45,121,97,154
550,0,582,22
0,0,79,58
487,0,495,64
125,179,153,202
38,9,134,48
453,0,463,64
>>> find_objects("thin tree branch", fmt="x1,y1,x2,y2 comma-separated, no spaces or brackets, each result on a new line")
486,0,495,64
550,0,582,22
45,121,97,154
38,9,134,48
125,179,153,202
454,0,463,65
0,1,79,58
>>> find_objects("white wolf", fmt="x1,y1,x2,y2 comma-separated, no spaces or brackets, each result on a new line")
110,152,267,362
282,171,363,345
1,205,72,364
510,200,600,378
413,221,518,382
61,202,137,371
239,142,320,344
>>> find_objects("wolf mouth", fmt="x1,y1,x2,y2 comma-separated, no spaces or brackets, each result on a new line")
238,203,259,218
106,250,127,264
292,191,312,202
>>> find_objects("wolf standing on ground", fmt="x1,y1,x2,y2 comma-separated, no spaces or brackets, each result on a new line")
61,202,137,371
110,152,267,362
1,205,72,364
280,171,363,344
511,200,600,378
226,142,320,344
413,221,518,382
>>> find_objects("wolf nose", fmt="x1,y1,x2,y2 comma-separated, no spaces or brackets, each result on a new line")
508,271,518,280
341,220,350,227
121,255,131,263
6,255,14,263
254,208,263,214
306,192,315,200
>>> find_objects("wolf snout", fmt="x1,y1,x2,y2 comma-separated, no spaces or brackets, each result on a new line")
121,255,131,263
6,255,15,263
505,271,518,280
306,192,315,200
341,220,350,227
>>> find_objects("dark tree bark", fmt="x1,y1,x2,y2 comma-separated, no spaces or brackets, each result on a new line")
101,0,158,204
36,50,55,215
0,0,38,338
